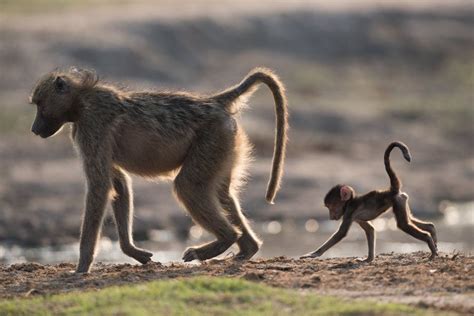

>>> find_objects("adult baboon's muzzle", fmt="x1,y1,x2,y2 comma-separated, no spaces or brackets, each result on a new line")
31,114,44,136
31,113,61,138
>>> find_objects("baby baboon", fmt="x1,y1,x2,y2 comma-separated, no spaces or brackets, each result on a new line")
30,67,288,273
301,142,438,262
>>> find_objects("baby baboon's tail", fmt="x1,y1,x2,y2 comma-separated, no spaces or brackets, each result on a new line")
384,141,411,193
212,68,288,204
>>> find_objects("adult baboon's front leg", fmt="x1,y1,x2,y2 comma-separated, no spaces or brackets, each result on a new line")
76,174,111,273
112,169,153,264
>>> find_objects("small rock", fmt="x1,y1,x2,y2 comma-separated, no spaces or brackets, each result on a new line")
242,272,265,281
24,289,42,296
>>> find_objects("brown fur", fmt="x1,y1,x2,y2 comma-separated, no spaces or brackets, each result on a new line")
30,67,288,273
301,142,438,262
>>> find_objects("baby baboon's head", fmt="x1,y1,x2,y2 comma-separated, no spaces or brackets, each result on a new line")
324,184,354,220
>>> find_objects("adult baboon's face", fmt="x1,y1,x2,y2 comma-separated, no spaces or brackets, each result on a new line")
31,110,65,139
30,74,77,138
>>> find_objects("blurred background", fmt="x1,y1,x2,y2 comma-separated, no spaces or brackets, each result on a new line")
0,0,473,265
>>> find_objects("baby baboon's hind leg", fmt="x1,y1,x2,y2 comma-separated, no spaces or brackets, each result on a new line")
219,180,261,261
398,193,438,246
411,218,438,246
174,124,241,262
112,169,153,264
393,193,438,259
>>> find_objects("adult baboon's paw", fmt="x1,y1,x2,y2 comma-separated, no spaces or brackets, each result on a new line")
133,249,153,264
234,240,259,261
233,249,257,262
233,253,250,262
182,248,199,262
429,252,439,261
75,266,91,274
123,247,153,264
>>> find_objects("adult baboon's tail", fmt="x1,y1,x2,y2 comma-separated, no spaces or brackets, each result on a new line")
384,141,411,193
212,67,288,204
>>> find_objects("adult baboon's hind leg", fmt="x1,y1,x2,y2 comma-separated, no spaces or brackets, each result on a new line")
174,123,241,262
219,129,261,261
219,181,261,261
175,177,241,262
112,169,153,264
393,193,438,259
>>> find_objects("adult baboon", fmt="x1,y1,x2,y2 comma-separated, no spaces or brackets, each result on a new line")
30,67,288,273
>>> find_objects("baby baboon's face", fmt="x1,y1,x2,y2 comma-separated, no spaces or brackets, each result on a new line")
30,74,77,138
324,184,354,220
325,199,345,220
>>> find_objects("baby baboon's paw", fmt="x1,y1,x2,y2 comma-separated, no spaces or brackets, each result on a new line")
74,271,90,276
356,257,374,263
182,247,199,262
300,251,322,259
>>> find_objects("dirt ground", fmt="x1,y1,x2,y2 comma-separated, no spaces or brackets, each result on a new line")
0,3,472,314
0,252,472,313
1,0,473,248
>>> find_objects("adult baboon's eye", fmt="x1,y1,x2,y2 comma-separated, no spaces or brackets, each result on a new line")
36,102,47,115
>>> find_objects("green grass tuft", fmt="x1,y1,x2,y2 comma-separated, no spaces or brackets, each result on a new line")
0,277,450,316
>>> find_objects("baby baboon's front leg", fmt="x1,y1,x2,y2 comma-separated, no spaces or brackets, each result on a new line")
301,218,353,259
357,220,375,262
112,169,153,264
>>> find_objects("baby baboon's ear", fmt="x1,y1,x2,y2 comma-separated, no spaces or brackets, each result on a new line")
54,76,69,93
340,185,354,201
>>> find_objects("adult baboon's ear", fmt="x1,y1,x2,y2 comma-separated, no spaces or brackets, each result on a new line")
340,185,354,201
54,76,68,93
